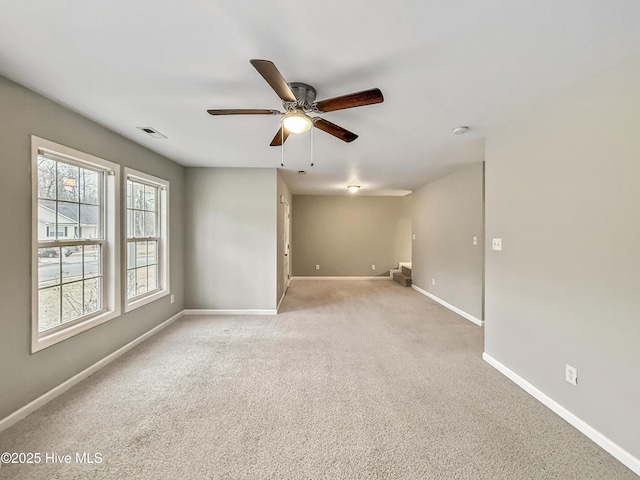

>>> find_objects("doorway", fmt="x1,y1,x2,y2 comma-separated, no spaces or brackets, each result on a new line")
283,200,291,291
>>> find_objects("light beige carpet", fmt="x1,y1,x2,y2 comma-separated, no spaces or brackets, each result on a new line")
0,280,635,479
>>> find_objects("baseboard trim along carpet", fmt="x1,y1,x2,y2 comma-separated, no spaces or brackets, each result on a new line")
183,309,278,316
482,352,640,476
0,310,185,434
411,284,484,327
293,276,392,281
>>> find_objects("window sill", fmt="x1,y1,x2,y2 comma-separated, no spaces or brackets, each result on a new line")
124,289,169,313
32,308,120,353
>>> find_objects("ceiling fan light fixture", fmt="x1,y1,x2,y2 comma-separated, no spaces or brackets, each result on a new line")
347,185,360,193
283,112,312,134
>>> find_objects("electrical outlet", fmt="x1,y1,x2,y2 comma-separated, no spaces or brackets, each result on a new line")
492,238,503,251
315,265,320,270
170,294,175,304
371,264,376,270
412,234,416,240
565,364,578,386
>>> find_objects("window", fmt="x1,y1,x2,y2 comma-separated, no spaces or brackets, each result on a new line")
125,168,169,311
32,137,120,352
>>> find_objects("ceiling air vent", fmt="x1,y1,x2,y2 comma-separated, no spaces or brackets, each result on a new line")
137,127,167,139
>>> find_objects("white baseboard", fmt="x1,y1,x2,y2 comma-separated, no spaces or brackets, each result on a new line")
292,276,392,281
0,310,184,434
183,309,277,316
483,353,640,476
411,284,484,327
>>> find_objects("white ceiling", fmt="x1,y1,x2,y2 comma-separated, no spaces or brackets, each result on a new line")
2,1,640,195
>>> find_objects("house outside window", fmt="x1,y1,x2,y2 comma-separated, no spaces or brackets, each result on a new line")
124,168,169,312
32,136,120,352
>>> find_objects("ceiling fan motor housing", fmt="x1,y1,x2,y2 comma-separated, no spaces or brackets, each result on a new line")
287,82,317,112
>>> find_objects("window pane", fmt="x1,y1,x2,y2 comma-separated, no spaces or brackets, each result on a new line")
127,207,133,237
84,278,101,314
147,240,157,265
79,204,100,239
127,242,136,269
57,202,79,239
83,245,101,278
136,266,148,295
144,185,156,212
132,182,144,209
39,286,60,332
136,241,148,267
148,264,157,291
127,270,136,299
38,200,57,241
144,211,156,237
127,180,133,209
57,163,79,202
62,250,82,284
79,168,99,205
37,157,57,200
38,247,61,289
134,211,144,237
61,283,83,324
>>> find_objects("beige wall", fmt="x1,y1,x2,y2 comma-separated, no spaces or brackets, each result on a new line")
184,168,278,310
292,195,412,276
411,162,484,321
0,75,185,421
485,56,640,459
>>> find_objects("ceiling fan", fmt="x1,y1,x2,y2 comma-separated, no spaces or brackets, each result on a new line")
207,59,384,146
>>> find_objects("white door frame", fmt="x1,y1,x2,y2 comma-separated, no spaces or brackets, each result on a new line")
283,200,291,290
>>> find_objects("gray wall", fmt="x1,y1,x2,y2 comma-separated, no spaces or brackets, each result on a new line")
184,168,278,310
485,56,640,459
0,75,185,420
277,171,292,305
411,162,484,320
292,195,412,276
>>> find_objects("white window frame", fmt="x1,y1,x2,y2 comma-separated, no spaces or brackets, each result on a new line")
124,168,170,312
31,136,121,353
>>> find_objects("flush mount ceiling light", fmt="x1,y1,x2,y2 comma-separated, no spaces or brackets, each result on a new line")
452,126,470,135
282,111,313,134
347,185,360,193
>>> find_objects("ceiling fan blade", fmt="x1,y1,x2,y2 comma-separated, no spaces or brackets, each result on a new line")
315,88,384,113
270,126,290,146
207,109,279,115
249,59,296,103
313,118,358,143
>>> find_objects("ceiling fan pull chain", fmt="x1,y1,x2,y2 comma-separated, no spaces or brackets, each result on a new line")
310,124,314,167
280,118,285,167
